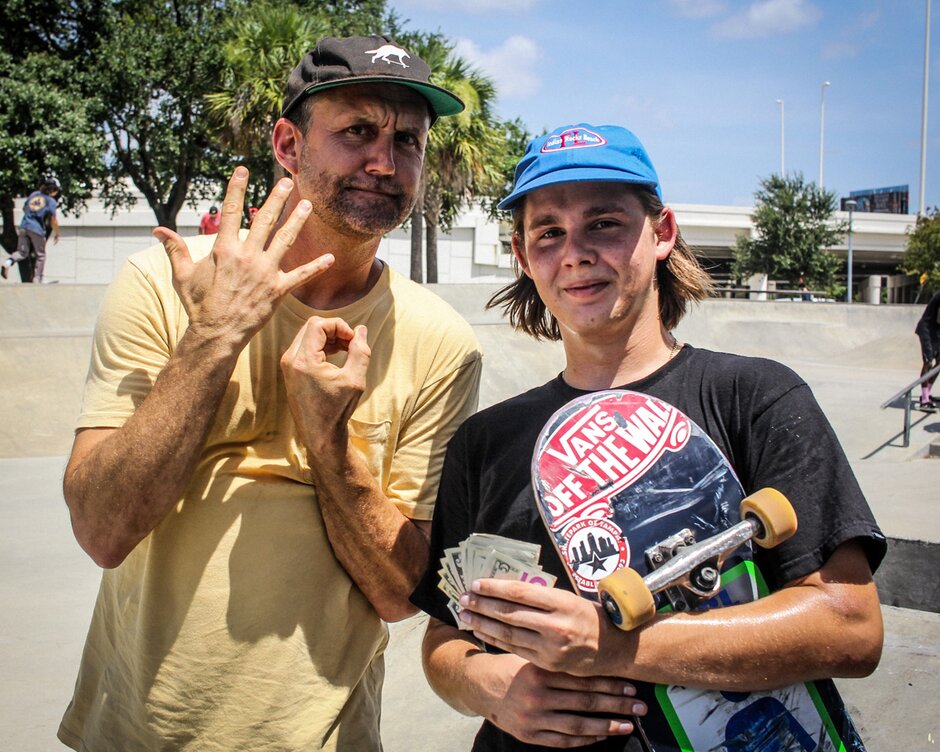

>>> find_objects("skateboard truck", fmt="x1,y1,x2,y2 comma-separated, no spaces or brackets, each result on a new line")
598,488,797,631
645,529,725,613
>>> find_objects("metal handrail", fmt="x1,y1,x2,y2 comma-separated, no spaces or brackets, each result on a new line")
880,362,940,447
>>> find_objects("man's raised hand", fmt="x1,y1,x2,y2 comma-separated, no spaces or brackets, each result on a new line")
153,166,334,348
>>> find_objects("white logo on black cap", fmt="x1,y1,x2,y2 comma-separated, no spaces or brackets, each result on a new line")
364,44,410,68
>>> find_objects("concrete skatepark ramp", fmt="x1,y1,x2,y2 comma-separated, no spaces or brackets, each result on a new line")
1,284,938,750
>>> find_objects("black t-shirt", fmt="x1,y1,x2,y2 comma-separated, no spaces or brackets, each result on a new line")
410,345,885,752
916,290,940,337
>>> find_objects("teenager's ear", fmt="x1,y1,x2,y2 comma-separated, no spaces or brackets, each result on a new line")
511,234,532,278
654,207,678,261
272,118,302,176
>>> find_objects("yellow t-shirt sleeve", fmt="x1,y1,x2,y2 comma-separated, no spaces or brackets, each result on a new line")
387,351,482,521
77,247,180,429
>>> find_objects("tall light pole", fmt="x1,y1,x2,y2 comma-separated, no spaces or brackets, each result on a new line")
845,199,857,304
776,98,785,175
819,81,831,189
919,0,931,215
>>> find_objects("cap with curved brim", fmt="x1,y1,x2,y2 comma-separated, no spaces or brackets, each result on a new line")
281,35,465,119
288,78,464,118
497,123,661,211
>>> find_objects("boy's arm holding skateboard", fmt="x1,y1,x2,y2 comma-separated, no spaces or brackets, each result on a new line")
453,538,882,692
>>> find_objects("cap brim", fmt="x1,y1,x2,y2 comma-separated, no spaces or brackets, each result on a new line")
287,78,465,118
497,167,660,210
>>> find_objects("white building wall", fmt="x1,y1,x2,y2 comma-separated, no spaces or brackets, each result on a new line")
3,195,915,286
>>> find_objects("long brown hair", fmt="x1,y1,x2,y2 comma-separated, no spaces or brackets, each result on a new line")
487,187,713,340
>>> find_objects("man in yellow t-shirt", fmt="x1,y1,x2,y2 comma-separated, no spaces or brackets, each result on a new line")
58,35,482,751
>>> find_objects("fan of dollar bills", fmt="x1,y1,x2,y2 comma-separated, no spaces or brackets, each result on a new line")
437,533,557,628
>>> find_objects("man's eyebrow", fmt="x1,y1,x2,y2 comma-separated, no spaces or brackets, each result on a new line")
582,203,629,218
527,203,628,229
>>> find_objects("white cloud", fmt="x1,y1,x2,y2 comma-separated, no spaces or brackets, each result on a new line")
398,0,536,12
712,0,822,39
667,0,728,19
453,36,541,100
822,41,858,60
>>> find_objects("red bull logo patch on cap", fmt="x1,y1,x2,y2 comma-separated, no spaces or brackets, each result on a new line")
540,127,607,153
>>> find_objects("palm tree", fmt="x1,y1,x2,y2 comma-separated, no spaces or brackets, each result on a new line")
402,34,503,283
206,3,328,201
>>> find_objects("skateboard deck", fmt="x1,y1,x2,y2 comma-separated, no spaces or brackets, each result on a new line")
532,389,866,752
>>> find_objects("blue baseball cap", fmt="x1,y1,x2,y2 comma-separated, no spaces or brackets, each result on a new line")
497,123,661,211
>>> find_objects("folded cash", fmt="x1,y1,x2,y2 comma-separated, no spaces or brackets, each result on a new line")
437,533,556,629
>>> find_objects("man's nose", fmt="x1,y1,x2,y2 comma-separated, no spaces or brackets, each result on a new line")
364,137,396,176
561,229,597,266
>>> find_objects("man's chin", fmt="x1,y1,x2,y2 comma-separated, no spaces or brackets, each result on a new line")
338,211,407,239
338,201,412,236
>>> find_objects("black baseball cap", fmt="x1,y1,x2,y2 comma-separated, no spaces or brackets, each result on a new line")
280,35,465,120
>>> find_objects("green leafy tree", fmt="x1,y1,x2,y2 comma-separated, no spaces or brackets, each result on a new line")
480,117,531,219
732,173,846,295
0,51,104,256
298,0,388,36
206,2,329,204
206,1,389,204
88,0,233,231
0,0,111,62
901,208,940,293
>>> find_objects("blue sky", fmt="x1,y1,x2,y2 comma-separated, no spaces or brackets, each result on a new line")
392,0,939,210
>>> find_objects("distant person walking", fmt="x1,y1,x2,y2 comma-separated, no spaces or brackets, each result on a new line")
2,176,61,282
199,205,221,235
915,288,940,409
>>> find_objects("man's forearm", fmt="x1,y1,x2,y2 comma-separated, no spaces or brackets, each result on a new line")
423,620,492,717
611,576,882,690
64,328,243,568
308,441,430,622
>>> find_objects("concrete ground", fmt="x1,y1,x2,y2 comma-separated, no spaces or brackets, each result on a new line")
2,285,939,750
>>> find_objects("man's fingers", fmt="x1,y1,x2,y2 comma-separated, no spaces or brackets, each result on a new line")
284,317,359,370
283,253,335,291
344,326,371,380
470,577,558,609
281,318,311,367
154,227,193,279
263,194,309,263
543,672,640,700
246,177,295,250
217,166,250,236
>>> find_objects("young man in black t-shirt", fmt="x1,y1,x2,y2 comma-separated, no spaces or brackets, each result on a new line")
915,289,940,408
410,123,886,751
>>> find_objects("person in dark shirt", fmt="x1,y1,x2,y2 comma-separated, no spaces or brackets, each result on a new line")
915,288,940,408
410,123,886,751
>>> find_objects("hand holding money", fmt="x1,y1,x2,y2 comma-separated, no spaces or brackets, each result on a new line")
438,533,556,628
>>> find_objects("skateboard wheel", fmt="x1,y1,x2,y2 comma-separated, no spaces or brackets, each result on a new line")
598,567,656,631
740,488,798,548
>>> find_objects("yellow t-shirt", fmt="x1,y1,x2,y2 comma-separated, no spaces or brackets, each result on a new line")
58,236,482,752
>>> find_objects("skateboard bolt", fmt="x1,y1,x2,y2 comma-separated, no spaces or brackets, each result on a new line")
695,567,719,587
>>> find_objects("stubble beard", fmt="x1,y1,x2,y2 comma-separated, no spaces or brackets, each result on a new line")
300,164,416,240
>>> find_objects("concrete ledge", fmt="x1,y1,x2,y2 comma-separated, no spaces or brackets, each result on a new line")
876,538,940,613
930,437,940,458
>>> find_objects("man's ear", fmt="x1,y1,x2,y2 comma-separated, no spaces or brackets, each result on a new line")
654,207,678,261
511,234,532,278
272,118,302,176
